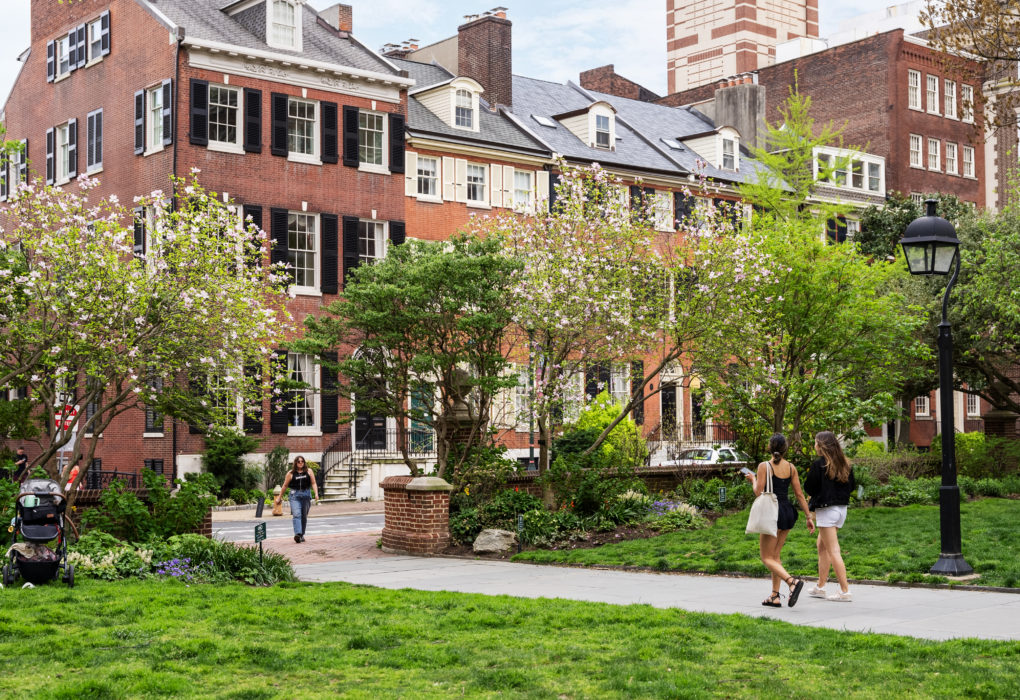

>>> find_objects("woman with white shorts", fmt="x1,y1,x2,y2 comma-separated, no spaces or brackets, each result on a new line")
803,431,856,601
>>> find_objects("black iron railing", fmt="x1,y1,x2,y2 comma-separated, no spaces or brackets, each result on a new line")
646,421,736,463
319,424,437,498
83,468,138,490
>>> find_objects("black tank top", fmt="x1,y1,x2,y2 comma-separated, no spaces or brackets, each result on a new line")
291,470,311,491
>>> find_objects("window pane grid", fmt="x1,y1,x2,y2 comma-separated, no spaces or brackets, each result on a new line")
908,70,920,109
455,90,473,128
868,162,880,191
288,354,315,428
595,114,610,148
514,171,532,209
909,135,922,167
417,157,438,196
928,138,940,170
358,221,384,262
209,86,239,145
358,112,384,165
287,99,315,155
272,0,297,47
149,88,163,147
946,143,958,175
56,124,69,181
926,75,939,113
466,164,486,202
287,213,316,287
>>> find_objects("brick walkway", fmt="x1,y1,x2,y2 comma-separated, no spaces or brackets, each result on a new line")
261,530,391,564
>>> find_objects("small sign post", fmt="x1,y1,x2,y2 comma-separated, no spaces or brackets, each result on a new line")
718,487,727,504
254,522,267,563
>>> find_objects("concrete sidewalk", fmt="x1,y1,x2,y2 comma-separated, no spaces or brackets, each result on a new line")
211,499,383,522
294,556,1020,642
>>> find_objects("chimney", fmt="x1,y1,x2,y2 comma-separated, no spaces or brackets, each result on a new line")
457,9,512,108
320,4,353,34
380,39,421,59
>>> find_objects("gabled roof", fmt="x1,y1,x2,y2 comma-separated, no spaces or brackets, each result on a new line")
146,0,400,76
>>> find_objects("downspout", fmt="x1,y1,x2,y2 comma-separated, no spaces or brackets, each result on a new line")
172,26,184,482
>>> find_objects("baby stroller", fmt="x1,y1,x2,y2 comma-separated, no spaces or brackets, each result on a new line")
3,479,74,587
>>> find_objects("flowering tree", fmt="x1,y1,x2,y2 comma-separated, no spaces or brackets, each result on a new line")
0,172,291,491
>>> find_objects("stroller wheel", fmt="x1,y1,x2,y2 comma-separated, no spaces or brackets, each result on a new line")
65,564,74,588
2,564,12,587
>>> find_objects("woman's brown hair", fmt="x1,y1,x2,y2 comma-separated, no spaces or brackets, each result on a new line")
815,431,851,482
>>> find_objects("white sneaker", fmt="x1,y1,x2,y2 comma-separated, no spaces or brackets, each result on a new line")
808,585,827,598
826,590,852,602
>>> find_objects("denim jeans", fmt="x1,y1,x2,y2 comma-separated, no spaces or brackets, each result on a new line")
289,489,312,536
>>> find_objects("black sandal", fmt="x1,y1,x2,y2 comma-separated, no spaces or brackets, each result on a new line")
762,591,782,608
787,577,804,608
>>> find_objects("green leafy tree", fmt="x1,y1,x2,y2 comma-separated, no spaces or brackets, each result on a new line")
296,234,519,479
858,192,972,259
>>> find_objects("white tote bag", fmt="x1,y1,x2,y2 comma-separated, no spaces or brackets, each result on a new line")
745,462,778,536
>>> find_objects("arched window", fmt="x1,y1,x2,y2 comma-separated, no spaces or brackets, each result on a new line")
455,89,474,128
271,0,298,49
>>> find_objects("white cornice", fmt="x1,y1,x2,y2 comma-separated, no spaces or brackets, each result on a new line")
407,136,550,165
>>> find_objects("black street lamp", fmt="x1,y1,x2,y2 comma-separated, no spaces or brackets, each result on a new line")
899,199,973,576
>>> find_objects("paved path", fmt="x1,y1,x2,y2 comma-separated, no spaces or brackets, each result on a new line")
263,532,388,565
295,556,1020,642
213,514,384,542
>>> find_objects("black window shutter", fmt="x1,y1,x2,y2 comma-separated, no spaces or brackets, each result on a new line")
189,79,209,146
342,105,359,167
67,118,77,179
187,376,204,434
45,127,54,185
270,92,288,157
675,192,694,227
321,213,339,294
134,90,145,155
46,40,55,82
76,24,86,67
67,29,77,73
270,207,289,271
269,351,289,433
320,351,339,433
242,205,263,269
18,139,28,183
86,113,96,169
0,153,7,201
342,215,360,288
161,79,173,146
388,220,405,246
388,113,405,173
243,363,263,434
100,11,111,56
321,101,338,164
599,363,611,395
133,207,146,257
243,88,262,153
630,360,644,425
629,185,642,209
549,172,561,213
585,364,599,400
826,215,847,244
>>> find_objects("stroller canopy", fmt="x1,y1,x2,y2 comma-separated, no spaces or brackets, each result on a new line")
19,479,64,498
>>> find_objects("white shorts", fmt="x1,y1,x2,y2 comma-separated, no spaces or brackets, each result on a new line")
814,505,847,529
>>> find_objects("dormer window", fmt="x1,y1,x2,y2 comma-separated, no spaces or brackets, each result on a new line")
722,138,735,169
715,127,740,170
595,114,611,149
270,0,299,50
455,89,475,128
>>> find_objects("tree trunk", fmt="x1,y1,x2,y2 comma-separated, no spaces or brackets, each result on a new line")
537,413,555,508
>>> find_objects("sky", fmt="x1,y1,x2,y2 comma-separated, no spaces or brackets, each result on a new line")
1,0,901,108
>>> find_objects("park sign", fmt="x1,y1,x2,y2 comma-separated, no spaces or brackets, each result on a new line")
254,522,267,543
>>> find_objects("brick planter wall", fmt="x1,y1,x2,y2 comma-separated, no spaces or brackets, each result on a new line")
380,476,454,555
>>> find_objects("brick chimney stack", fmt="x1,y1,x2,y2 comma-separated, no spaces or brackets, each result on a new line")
457,8,512,108
320,3,353,33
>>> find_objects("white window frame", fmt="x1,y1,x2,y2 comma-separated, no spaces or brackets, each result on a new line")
286,97,319,165
208,371,244,430
909,134,923,168
358,110,388,174
56,35,72,79
926,74,940,115
287,352,320,436
909,192,924,207
87,17,103,64
416,156,439,200
944,79,957,119
908,69,921,110
287,211,319,294
208,84,244,154
595,114,611,149
515,365,532,429
966,393,980,417
512,170,534,214
466,163,488,206
146,85,164,154
268,0,302,52
653,191,673,232
962,145,975,177
587,104,615,150
961,84,974,123
867,161,882,192
357,219,387,264
846,218,860,240
454,89,475,130
928,138,941,171
915,395,930,418
86,108,103,173
814,146,883,195
722,138,736,170
55,121,71,185
609,364,630,407
945,142,958,175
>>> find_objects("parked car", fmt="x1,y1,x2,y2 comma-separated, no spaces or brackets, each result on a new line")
661,447,753,469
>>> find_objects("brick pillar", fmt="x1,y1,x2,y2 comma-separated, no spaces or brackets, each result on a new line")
982,410,1020,439
380,476,454,555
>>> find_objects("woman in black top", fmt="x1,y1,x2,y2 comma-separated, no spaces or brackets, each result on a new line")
803,431,855,602
744,433,815,608
277,456,319,543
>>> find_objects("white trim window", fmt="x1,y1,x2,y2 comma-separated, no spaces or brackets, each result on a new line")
966,393,980,417
56,35,72,78
86,108,103,172
515,365,532,426
944,80,957,119
610,364,630,407
961,84,974,123
148,85,164,150
287,98,318,161
358,220,386,263
909,134,923,168
512,170,534,213
908,69,921,110
358,111,386,169
466,163,487,204
209,85,242,151
945,142,958,175
417,156,438,198
962,145,975,177
287,212,317,290
287,353,318,431
722,137,736,170
910,192,924,207
55,122,72,183
654,191,673,231
868,162,881,192
88,17,103,62
846,218,861,240
851,159,864,189
816,152,831,182
915,395,930,417
595,114,611,149
928,138,941,171
269,0,301,51
455,89,474,129
926,74,940,114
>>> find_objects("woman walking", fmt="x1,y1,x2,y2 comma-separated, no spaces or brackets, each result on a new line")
804,431,856,602
276,456,319,543
744,433,815,608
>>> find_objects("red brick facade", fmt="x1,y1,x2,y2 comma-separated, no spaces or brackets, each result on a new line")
380,475,453,554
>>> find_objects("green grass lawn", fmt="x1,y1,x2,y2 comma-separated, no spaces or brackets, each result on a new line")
0,580,1018,699
515,498,1020,587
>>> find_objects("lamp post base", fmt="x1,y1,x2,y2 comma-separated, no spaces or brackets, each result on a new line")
930,553,974,577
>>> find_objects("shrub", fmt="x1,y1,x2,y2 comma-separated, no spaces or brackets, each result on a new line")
650,502,706,533
446,444,519,499
853,440,886,457
679,476,753,513
80,479,154,542
229,488,250,504
450,507,482,545
519,508,582,547
852,449,938,482
264,446,290,492
478,489,543,530
201,425,261,496
932,433,1020,479
82,471,215,542
564,391,648,468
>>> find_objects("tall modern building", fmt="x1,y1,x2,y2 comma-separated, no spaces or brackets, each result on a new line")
667,0,819,93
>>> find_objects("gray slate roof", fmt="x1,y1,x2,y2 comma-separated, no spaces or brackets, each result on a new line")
148,0,399,76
